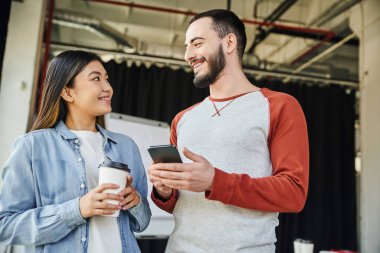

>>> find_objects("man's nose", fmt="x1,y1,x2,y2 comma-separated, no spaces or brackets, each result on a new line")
184,47,194,64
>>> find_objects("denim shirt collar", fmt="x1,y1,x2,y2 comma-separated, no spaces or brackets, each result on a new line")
55,120,118,143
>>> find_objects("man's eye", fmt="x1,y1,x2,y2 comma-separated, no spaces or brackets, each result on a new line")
194,43,202,47
93,77,100,81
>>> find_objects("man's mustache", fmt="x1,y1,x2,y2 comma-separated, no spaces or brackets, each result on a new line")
189,57,206,65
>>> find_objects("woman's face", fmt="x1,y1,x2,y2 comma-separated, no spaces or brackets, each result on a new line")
65,60,113,118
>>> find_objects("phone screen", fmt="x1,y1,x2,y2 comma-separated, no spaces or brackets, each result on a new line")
147,144,182,163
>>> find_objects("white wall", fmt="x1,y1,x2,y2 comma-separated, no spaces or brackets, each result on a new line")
0,2,46,252
350,0,380,252
0,0,46,168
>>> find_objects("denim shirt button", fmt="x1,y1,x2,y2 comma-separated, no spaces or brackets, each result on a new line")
74,139,79,144
75,145,79,149
80,184,85,189
81,237,86,242
77,158,82,162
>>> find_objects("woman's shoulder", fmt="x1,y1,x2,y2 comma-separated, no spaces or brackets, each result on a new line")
15,128,58,141
10,128,59,152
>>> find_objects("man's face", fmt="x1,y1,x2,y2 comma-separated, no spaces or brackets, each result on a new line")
184,17,226,88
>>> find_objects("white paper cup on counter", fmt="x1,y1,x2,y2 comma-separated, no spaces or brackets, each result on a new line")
300,240,314,253
98,161,130,217
294,238,302,253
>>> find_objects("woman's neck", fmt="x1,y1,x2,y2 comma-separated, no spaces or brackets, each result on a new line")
65,113,97,132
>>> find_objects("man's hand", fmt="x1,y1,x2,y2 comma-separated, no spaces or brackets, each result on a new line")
149,147,215,192
148,173,173,200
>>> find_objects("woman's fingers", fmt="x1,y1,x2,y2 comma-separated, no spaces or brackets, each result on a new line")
93,209,118,216
117,188,140,210
80,184,123,218
94,201,121,210
84,178,141,213
122,201,138,210
96,192,123,201
117,186,133,197
95,183,120,193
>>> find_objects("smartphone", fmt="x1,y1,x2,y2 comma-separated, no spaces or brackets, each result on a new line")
147,144,182,163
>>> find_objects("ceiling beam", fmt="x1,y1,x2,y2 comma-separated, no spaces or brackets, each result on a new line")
247,0,297,54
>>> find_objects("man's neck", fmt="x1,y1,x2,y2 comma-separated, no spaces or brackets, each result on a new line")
209,69,259,99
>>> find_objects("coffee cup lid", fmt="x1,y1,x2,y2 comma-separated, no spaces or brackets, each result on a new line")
99,161,130,172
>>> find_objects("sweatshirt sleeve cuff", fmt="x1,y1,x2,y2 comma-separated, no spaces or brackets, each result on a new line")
205,168,235,202
151,188,178,213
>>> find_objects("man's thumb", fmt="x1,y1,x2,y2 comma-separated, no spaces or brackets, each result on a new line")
183,147,204,162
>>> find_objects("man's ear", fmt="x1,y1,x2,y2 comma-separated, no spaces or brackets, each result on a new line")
61,87,74,102
225,33,237,54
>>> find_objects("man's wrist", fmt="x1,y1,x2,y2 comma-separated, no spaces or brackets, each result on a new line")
153,187,173,202
206,167,216,191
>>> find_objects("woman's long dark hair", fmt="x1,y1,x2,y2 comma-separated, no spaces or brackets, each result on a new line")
31,50,106,131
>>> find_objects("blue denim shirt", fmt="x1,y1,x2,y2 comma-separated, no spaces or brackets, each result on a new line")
0,121,151,253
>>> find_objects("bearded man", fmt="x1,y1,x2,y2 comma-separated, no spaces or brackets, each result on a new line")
149,9,309,253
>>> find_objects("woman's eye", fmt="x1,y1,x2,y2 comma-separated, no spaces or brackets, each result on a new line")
93,77,100,81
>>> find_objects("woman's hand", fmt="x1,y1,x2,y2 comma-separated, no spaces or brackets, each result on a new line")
117,175,141,210
79,183,122,218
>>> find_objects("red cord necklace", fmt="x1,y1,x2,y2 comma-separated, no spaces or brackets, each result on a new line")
211,99,235,117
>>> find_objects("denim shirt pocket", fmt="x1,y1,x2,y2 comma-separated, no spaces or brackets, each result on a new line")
34,159,80,206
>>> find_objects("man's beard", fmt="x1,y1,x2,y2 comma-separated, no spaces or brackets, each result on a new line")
193,44,226,88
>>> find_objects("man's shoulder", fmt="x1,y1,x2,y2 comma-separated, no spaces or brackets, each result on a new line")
260,88,300,107
261,87,294,100
172,101,204,123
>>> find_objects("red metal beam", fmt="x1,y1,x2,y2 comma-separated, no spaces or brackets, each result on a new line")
87,0,198,16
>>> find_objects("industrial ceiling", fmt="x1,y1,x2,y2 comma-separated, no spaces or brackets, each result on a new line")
48,0,360,84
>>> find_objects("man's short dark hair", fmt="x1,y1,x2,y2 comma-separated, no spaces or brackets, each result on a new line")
190,9,247,62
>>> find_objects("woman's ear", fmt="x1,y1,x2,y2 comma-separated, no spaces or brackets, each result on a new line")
61,87,74,103
225,33,237,54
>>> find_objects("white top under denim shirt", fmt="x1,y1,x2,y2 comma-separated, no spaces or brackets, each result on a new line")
70,130,121,253
0,121,151,253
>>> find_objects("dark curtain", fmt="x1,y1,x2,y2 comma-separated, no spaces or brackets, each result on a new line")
104,61,357,253
0,0,12,84
106,60,209,124
253,78,358,253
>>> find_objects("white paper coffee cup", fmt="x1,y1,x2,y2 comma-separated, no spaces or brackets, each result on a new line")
294,239,302,253
300,241,314,253
98,161,130,217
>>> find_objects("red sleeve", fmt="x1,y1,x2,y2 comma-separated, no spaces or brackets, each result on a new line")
151,104,200,213
206,89,309,212
151,187,179,214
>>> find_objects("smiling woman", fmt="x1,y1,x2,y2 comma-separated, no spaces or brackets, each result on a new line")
0,50,151,253
60,60,113,132
31,51,109,131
